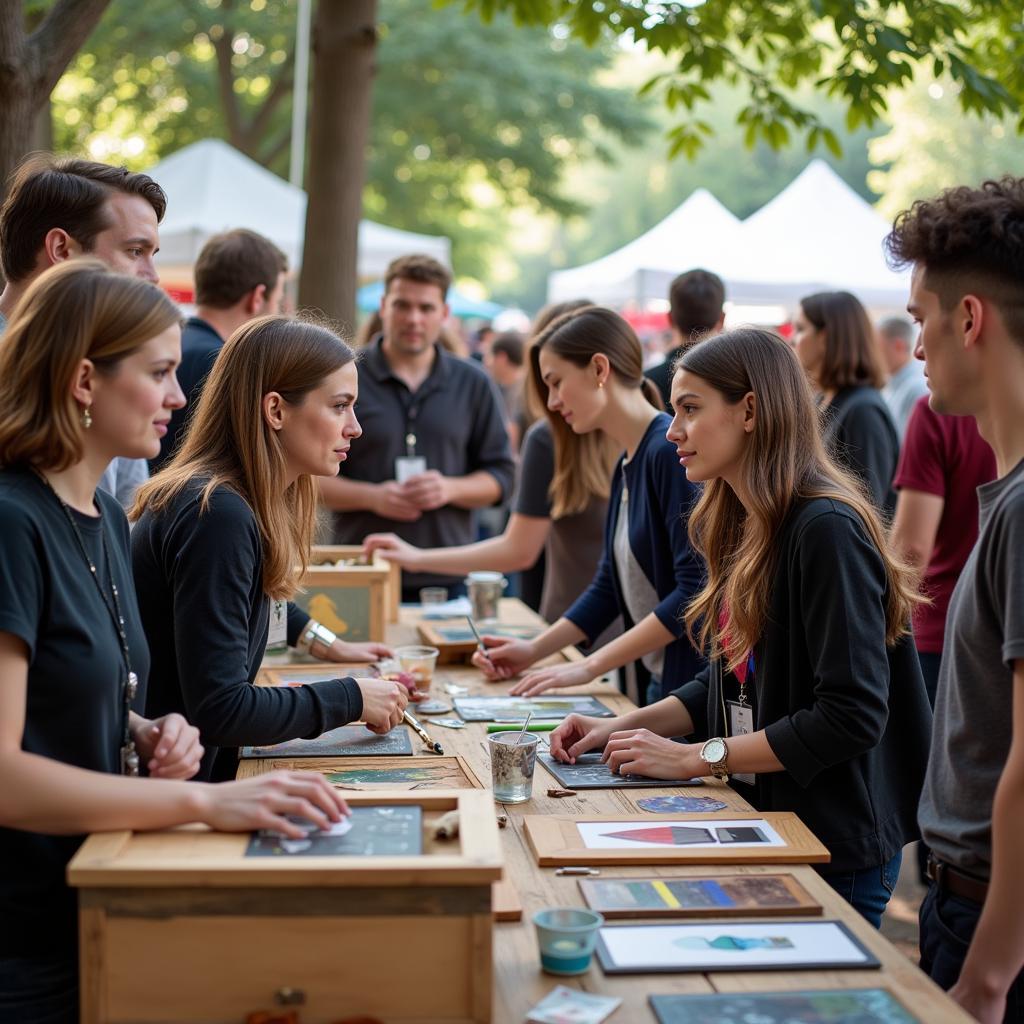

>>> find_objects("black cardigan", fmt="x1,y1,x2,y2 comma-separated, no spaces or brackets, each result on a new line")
672,497,932,873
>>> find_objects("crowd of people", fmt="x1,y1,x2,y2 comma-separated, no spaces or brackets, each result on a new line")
0,152,1021,1024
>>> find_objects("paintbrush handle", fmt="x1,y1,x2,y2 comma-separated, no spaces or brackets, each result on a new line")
403,710,444,754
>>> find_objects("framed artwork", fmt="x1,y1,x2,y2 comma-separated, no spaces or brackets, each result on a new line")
539,752,704,790
236,754,485,790
453,695,615,722
524,812,831,866
579,873,822,918
416,621,541,664
648,988,918,1023
246,805,423,858
595,920,879,974
239,725,414,759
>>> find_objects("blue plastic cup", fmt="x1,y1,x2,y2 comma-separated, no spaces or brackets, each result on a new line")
532,907,604,975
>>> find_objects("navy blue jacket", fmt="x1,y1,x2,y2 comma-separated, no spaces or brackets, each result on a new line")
564,413,705,698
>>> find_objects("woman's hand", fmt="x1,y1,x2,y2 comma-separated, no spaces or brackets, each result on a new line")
329,639,393,663
471,636,537,680
355,677,409,734
362,533,423,570
602,729,698,780
548,714,616,764
131,713,204,779
198,771,350,839
510,660,594,697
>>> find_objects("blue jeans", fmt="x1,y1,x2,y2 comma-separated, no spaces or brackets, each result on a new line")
819,851,902,929
920,884,1024,1022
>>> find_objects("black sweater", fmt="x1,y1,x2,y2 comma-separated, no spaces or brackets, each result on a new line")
132,482,363,781
672,497,932,873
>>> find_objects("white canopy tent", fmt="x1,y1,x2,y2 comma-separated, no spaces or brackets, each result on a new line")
149,139,451,280
547,188,742,307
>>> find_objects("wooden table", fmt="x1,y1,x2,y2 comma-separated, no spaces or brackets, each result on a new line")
251,598,971,1023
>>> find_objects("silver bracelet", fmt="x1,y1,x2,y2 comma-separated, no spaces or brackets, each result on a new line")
298,620,338,653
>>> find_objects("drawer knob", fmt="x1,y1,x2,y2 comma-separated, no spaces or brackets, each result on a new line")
274,987,307,1006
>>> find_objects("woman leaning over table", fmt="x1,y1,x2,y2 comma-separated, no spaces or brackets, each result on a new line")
0,262,349,1024
549,328,932,928
130,315,408,783
470,305,706,705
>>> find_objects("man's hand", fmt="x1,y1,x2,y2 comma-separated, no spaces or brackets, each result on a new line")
374,481,422,522
131,713,204,779
401,470,450,511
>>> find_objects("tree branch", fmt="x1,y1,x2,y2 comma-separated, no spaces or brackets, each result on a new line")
258,127,292,169
211,0,245,149
27,0,112,95
242,49,295,151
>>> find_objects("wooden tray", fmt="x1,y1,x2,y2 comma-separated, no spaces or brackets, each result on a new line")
416,619,541,664
237,753,485,791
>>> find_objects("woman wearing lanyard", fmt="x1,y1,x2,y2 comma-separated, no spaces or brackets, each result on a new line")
130,315,408,782
472,305,705,705
0,262,348,1024
549,328,932,927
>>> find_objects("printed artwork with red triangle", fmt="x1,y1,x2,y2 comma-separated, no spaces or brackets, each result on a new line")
600,826,714,846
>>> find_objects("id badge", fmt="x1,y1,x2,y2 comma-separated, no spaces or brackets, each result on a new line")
727,700,755,785
267,599,288,649
395,455,426,484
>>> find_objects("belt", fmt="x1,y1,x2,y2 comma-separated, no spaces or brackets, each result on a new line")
926,854,989,905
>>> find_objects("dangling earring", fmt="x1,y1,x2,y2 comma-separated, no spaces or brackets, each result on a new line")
82,405,92,429
597,380,605,390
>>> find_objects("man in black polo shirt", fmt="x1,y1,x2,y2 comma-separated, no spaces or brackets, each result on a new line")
643,268,725,409
150,228,287,471
321,255,515,601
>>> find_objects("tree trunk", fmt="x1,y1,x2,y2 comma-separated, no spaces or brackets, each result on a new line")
298,0,377,332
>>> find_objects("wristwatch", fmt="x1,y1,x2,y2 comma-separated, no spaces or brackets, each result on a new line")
699,736,730,779
298,620,338,656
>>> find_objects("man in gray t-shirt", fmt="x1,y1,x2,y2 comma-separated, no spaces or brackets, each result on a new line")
887,177,1024,1023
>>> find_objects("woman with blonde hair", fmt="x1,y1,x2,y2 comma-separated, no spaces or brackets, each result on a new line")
550,328,932,927
131,316,407,782
0,262,348,1023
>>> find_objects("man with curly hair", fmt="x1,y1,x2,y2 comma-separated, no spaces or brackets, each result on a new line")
887,177,1024,1024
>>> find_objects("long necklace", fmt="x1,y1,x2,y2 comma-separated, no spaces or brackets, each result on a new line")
35,472,140,776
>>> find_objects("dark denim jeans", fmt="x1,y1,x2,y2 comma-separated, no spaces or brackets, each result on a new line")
819,851,902,929
920,884,1024,1023
0,953,78,1024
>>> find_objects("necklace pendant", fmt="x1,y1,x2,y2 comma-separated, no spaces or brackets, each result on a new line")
121,741,140,777
126,671,139,701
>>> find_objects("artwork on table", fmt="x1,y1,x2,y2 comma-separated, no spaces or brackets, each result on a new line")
431,624,539,644
539,753,704,790
264,671,344,686
576,818,784,850
317,755,483,791
595,921,879,974
648,988,919,1023
246,805,423,858
527,985,622,1024
453,695,615,722
579,873,822,918
239,725,413,759
636,796,728,813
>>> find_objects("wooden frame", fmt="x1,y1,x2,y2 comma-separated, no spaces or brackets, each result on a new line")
256,664,370,687
524,812,831,866
417,619,541,664
70,791,501,1024
578,873,823,919
648,989,920,1024
236,753,486,790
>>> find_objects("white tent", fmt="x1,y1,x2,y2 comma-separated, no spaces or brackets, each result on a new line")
722,159,910,308
149,139,451,278
547,188,742,306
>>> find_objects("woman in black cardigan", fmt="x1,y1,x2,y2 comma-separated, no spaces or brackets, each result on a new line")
549,328,932,928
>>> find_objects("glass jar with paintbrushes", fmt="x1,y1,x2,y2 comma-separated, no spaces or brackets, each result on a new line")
489,713,539,803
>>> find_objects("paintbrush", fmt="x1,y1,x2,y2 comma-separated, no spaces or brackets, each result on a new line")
403,710,444,755
465,614,496,669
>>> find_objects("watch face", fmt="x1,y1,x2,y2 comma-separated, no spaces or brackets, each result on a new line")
703,738,726,763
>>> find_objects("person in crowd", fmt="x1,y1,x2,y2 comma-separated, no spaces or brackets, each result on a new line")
644,268,726,408
318,255,515,602
549,328,931,928
888,176,1024,1024
793,290,899,515
0,262,349,1024
353,310,383,349
151,228,288,472
131,316,406,783
471,305,705,705
0,154,167,509
878,315,927,440
484,330,528,451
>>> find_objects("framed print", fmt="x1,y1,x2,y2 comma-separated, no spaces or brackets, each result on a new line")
649,988,918,1023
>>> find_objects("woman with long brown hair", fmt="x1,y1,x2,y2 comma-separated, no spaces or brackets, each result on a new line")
131,316,408,782
470,305,706,705
0,262,348,1024
793,290,899,514
549,328,932,927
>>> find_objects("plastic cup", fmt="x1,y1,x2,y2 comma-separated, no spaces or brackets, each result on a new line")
395,645,440,694
489,732,538,803
465,571,507,624
532,907,604,975
419,587,449,606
